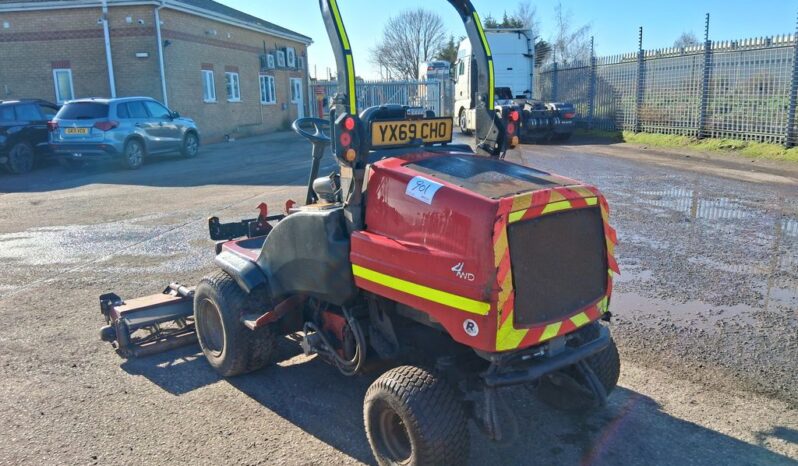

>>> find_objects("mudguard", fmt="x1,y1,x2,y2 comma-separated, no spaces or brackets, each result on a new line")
214,250,268,293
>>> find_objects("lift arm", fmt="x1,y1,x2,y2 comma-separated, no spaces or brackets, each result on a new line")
318,0,506,155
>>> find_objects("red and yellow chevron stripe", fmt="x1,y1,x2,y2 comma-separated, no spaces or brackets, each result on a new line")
492,185,619,352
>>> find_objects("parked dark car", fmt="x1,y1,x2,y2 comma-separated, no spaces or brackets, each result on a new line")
0,99,59,174
49,97,200,170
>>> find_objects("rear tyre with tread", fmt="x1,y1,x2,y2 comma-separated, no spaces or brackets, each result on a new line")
194,270,277,377
364,365,469,466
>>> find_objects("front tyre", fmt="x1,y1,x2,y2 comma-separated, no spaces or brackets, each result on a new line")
364,366,470,466
194,270,277,377
180,132,199,158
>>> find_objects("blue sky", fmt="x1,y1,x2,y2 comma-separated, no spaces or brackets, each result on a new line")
218,0,798,79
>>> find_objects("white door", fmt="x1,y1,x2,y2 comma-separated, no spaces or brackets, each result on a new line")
290,78,304,118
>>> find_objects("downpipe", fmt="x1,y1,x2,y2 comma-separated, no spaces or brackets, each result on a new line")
154,1,168,106
101,0,116,98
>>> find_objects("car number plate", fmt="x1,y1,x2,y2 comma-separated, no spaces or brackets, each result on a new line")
371,118,452,147
65,128,90,135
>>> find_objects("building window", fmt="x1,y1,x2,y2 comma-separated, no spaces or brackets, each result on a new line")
202,70,216,103
259,75,276,104
225,72,240,102
297,56,305,70
276,50,286,68
53,68,74,104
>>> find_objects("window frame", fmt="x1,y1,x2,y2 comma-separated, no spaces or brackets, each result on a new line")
38,103,58,120
143,100,172,119
52,68,75,104
276,50,286,68
259,74,276,105
202,69,216,103
225,71,241,102
15,103,42,121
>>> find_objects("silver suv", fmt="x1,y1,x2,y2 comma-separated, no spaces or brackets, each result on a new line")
49,97,200,169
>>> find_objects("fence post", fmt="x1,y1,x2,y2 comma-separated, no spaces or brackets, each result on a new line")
588,36,596,129
634,27,644,133
698,13,712,139
551,62,558,101
786,12,798,147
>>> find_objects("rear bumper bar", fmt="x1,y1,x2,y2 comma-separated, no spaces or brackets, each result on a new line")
50,142,120,159
482,325,610,388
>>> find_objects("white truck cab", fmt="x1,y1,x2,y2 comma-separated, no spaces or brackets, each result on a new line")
453,28,575,141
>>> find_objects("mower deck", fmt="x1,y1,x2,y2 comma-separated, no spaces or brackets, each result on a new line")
99,284,196,358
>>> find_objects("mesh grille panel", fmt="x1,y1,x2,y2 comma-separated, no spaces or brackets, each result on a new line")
508,207,607,326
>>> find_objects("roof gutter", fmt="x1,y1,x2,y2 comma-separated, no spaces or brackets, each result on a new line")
101,0,117,97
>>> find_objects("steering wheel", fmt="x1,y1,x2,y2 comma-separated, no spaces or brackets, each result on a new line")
292,118,331,144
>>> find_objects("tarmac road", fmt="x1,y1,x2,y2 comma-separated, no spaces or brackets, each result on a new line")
0,133,795,465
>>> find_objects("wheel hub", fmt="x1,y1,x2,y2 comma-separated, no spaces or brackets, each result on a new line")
196,298,225,357
378,408,411,463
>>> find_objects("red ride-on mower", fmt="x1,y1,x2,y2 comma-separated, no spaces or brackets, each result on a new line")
100,1,620,464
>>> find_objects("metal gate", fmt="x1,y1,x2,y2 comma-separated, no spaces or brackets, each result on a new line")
309,79,451,118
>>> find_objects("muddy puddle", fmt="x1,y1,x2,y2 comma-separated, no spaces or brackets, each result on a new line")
611,185,797,332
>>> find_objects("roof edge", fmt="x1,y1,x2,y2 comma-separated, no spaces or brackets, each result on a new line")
0,0,313,45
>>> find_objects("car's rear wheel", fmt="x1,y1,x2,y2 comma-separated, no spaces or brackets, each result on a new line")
122,139,144,170
5,142,34,174
181,132,199,158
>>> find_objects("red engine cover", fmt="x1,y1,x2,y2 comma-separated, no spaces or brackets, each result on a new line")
350,151,618,353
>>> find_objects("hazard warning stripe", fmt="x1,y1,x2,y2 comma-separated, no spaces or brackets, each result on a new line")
493,185,619,351
508,196,598,224
352,264,491,316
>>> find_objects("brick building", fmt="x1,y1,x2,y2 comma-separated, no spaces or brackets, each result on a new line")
0,0,312,142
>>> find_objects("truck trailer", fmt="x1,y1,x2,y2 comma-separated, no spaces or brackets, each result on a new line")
454,29,575,142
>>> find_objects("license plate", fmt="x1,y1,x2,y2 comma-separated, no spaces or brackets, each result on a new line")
65,127,89,135
371,118,452,147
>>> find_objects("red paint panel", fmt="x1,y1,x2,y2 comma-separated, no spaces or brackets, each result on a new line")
351,231,489,302
364,153,501,290
353,275,498,351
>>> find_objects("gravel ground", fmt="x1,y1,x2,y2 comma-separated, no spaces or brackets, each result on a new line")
509,142,798,406
0,133,795,465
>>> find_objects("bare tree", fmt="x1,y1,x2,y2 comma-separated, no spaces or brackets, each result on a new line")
550,1,591,65
674,31,700,48
482,2,539,36
371,9,447,80
512,1,540,36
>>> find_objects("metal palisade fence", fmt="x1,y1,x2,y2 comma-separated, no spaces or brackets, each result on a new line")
536,14,798,146
308,79,452,119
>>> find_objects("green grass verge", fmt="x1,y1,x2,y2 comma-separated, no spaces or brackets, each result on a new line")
573,129,798,162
